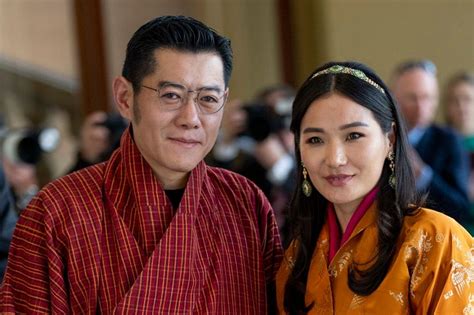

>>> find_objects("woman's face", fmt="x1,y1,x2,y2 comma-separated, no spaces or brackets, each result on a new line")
446,81,474,135
299,93,393,213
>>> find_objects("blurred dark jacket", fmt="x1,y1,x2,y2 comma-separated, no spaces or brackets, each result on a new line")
415,125,470,225
0,165,18,280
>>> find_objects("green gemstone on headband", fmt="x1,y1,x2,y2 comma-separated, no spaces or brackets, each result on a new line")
311,65,386,95
353,70,365,79
329,65,343,73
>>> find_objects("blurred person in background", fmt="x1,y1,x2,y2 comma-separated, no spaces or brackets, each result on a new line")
0,15,282,313
68,111,127,173
0,118,55,212
1,158,38,212
207,84,297,242
444,71,474,233
256,84,296,154
391,60,470,229
2,110,125,207
0,164,17,281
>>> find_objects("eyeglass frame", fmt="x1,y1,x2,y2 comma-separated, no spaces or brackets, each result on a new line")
141,82,228,115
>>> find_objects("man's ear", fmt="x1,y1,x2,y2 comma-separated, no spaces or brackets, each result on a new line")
113,76,134,120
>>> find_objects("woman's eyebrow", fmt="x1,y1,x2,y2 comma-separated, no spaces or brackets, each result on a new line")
302,121,369,134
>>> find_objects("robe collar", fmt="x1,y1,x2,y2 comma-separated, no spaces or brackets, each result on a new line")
327,186,379,263
103,126,206,215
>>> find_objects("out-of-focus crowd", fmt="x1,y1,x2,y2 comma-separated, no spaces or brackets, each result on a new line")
1,60,473,280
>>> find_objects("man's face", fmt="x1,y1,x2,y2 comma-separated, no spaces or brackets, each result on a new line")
118,49,227,188
392,69,439,130
446,81,474,135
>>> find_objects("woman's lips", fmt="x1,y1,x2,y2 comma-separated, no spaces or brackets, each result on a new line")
324,174,354,187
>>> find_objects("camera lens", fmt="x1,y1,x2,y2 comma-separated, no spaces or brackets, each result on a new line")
1,128,60,164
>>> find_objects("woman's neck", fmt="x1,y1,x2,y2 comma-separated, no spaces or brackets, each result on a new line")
332,187,380,233
333,201,361,233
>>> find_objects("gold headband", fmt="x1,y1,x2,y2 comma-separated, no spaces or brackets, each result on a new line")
311,65,385,94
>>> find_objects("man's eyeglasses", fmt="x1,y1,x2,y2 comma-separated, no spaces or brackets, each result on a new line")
141,83,227,115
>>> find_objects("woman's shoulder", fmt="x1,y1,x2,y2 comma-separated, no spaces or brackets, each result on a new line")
402,207,472,243
399,208,473,313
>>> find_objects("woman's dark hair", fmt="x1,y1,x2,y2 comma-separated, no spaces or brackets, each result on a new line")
122,15,233,91
284,61,422,314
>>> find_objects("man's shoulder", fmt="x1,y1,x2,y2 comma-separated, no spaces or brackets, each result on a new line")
18,163,107,233
205,165,260,190
203,165,273,226
426,124,462,141
41,162,107,201
204,165,269,208
420,124,464,154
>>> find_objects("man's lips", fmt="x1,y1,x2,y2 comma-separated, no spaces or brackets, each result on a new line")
324,174,354,186
169,137,201,146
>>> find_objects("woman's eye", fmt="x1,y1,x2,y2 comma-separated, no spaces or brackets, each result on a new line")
347,132,363,141
307,137,323,144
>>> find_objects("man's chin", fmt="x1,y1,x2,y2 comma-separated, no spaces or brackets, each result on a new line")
170,160,201,174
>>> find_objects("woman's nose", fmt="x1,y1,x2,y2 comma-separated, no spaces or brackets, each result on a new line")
325,142,347,168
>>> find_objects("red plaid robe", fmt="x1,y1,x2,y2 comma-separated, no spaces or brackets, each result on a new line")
0,129,283,314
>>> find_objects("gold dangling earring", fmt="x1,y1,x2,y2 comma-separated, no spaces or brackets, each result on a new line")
388,151,396,189
302,164,312,197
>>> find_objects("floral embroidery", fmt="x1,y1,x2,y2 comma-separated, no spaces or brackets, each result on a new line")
435,232,445,243
463,294,474,315
466,251,474,283
328,250,353,278
454,234,463,250
467,247,474,267
337,250,353,272
449,246,474,298
349,294,365,309
451,259,474,296
328,265,338,278
318,238,328,249
419,231,433,253
444,290,454,300
286,255,295,270
285,242,298,270
389,290,405,306
410,231,433,298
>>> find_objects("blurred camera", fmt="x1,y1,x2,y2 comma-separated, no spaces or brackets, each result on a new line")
0,127,60,164
240,101,291,142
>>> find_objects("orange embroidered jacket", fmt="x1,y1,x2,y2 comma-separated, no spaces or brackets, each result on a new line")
277,204,474,314
1,129,283,314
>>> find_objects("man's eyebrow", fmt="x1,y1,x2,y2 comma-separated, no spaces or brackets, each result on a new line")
199,85,223,93
158,81,223,92
158,81,186,90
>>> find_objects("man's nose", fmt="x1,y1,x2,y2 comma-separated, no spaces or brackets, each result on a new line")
176,92,201,128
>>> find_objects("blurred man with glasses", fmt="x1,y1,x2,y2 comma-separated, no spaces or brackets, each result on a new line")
391,60,470,229
1,16,282,314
